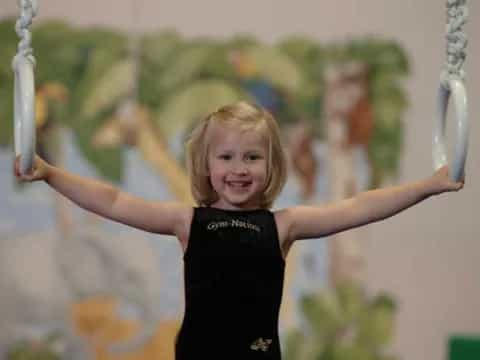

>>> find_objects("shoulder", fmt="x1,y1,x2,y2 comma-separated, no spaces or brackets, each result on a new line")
273,206,295,233
272,205,319,249
171,204,194,252
272,207,297,257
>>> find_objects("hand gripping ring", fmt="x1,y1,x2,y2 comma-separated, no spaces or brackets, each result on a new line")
433,77,469,182
13,53,36,175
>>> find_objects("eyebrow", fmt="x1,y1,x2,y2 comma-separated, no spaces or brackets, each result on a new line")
215,148,266,153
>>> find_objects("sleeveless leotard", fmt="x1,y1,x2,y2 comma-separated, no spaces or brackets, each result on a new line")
175,207,285,360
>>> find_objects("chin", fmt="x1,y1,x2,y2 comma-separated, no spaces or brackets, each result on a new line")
228,196,260,208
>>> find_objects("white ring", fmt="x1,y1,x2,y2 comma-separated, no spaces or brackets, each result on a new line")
13,55,36,175
433,77,469,182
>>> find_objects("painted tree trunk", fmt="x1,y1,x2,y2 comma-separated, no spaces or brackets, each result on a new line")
324,62,372,287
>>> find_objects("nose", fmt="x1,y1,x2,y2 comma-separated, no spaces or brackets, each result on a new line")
231,159,248,175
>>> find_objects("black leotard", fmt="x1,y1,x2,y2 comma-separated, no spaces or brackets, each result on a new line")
175,207,285,360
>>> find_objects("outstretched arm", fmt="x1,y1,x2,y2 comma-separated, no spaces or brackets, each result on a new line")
14,155,190,236
283,166,464,242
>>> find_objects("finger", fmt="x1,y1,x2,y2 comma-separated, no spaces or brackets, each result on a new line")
15,165,24,178
26,166,36,177
14,156,20,176
21,174,34,182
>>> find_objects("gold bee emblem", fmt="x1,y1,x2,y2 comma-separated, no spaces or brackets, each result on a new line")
250,337,272,352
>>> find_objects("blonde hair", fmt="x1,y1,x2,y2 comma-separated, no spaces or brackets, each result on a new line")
185,101,287,209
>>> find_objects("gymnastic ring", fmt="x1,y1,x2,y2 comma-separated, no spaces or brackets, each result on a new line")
13,53,36,175
433,77,469,182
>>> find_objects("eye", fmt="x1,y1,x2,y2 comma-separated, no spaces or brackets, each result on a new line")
218,154,232,160
246,154,263,161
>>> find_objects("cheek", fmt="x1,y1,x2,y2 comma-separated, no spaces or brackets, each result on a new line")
208,165,227,184
209,164,226,178
254,162,268,180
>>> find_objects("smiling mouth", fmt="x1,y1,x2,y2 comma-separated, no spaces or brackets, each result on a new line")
227,181,252,188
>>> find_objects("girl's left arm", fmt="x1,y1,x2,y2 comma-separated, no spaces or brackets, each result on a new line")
283,165,464,242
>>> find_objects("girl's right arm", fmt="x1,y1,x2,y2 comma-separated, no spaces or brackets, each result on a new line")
14,155,191,236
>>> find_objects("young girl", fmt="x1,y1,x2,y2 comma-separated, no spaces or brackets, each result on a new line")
15,101,464,359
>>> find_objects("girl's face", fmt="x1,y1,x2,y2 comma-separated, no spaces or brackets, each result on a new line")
207,123,268,210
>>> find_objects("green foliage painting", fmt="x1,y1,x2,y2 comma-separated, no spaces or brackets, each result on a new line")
0,18,409,187
284,282,398,360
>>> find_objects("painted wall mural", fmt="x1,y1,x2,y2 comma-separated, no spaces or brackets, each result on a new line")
0,18,409,359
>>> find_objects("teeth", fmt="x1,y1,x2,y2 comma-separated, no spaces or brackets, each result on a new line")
228,182,250,187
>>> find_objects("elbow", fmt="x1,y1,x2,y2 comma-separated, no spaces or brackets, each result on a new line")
88,185,121,220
